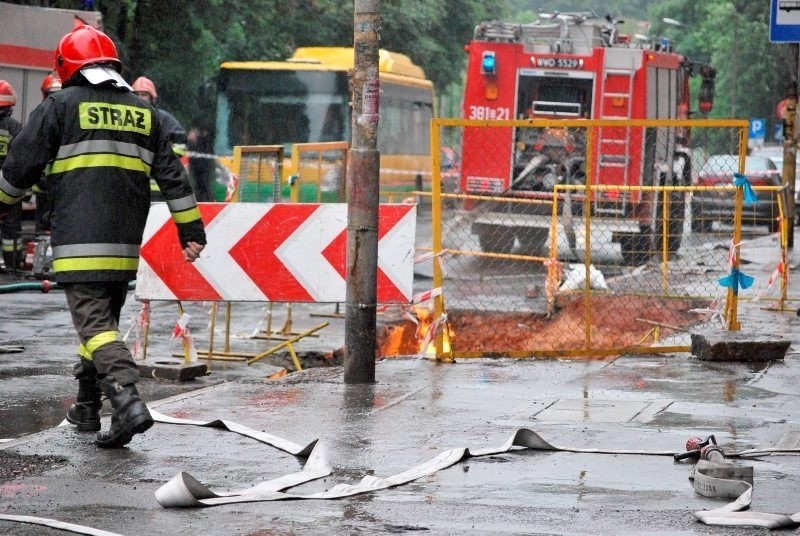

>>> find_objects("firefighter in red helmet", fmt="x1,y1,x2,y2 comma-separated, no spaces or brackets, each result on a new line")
32,72,64,236
131,76,187,149
40,73,62,99
132,76,188,200
0,25,206,449
0,80,24,273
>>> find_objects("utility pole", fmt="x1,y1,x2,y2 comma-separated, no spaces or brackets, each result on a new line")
782,43,798,249
344,0,381,384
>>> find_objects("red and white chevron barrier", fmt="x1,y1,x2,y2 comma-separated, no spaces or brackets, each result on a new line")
135,203,416,303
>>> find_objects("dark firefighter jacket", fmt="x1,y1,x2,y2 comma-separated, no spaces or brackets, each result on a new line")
0,113,22,165
0,78,206,283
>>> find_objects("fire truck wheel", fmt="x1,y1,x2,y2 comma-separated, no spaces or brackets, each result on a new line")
517,228,549,255
618,233,651,266
690,215,712,233
476,226,516,254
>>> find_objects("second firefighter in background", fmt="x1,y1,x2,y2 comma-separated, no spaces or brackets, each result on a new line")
0,80,23,272
33,72,63,236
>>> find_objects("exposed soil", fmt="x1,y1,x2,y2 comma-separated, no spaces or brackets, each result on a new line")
376,295,709,358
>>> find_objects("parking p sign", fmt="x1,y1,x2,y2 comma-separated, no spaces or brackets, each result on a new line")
749,118,766,149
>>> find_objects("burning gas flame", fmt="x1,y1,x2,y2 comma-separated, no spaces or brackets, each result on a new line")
413,304,452,355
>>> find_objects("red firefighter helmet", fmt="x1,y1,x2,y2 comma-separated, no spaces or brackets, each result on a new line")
0,80,16,108
54,25,121,84
41,73,62,99
131,77,158,100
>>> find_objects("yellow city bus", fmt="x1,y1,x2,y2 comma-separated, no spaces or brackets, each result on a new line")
212,47,435,202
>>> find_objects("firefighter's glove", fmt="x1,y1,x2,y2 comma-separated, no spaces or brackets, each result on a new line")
177,221,207,250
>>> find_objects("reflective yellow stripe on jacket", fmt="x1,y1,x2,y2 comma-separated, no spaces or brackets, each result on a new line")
51,243,140,274
167,194,201,223
1,238,24,252
51,139,154,175
0,171,27,205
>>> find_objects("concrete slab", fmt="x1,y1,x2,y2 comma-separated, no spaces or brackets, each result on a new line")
690,329,791,361
4,357,800,536
533,398,672,423
138,358,208,381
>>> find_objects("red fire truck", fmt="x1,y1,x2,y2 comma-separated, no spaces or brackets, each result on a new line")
459,13,715,263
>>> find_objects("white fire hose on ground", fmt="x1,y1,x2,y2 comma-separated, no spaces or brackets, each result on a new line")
151,413,800,529
4,413,800,535
676,435,800,528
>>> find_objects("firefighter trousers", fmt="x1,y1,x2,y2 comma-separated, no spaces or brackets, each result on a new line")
1,203,23,271
63,281,139,387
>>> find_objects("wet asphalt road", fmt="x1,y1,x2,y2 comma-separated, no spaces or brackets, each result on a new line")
2,224,800,534
0,288,341,440
3,354,800,536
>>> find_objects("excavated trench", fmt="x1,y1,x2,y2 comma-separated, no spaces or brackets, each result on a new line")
232,294,711,373
375,294,710,359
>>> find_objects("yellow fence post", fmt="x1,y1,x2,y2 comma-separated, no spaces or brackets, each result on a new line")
247,322,330,368
430,119,451,361
725,129,748,331
583,125,594,352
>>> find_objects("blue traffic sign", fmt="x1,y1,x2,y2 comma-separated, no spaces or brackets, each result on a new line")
749,118,766,141
771,0,800,42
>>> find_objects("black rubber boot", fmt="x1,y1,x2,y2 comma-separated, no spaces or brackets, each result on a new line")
95,378,153,449
65,377,102,432
2,249,22,273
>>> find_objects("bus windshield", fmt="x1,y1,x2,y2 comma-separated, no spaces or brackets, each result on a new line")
214,69,350,155
211,48,436,201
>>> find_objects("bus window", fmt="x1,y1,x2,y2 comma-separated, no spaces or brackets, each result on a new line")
412,101,433,153
378,83,433,155
214,69,349,155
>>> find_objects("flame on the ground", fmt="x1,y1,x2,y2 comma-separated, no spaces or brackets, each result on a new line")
413,304,452,355
381,324,407,357
376,305,453,357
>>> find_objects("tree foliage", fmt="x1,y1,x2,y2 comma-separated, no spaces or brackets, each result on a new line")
652,0,794,149
8,0,799,150
94,0,505,130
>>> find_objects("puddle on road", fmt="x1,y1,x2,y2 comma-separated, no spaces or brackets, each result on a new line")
0,376,207,441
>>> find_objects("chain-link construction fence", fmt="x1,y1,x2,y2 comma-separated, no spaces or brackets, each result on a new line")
288,142,349,202
425,118,791,359
232,145,283,202
230,142,349,203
